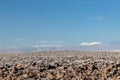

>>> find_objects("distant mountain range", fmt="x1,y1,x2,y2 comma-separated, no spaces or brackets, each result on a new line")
1,42,120,53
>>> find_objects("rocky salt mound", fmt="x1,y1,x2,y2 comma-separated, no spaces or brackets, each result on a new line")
0,51,120,80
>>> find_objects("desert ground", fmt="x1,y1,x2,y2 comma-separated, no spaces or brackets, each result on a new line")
0,51,120,80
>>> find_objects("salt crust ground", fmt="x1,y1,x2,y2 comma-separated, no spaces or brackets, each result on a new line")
0,51,120,80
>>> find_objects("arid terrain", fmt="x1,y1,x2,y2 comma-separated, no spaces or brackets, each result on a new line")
0,51,120,80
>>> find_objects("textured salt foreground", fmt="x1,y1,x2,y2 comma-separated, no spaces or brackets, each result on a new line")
0,51,120,80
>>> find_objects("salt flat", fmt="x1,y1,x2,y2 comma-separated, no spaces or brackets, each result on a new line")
0,51,120,80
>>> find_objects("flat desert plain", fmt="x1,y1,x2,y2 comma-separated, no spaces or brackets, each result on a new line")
0,51,120,80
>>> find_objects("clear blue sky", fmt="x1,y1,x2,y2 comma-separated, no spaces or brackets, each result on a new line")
0,0,120,48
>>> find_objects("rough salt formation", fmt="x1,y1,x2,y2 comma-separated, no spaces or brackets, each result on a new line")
0,51,120,80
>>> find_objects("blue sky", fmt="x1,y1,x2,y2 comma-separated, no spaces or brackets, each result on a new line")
0,0,120,48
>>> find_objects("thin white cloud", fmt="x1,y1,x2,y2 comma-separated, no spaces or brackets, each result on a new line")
39,44,62,47
36,41,63,44
53,41,63,44
93,16,104,20
80,42,102,46
35,41,63,48
34,45,39,48
36,41,48,44
41,41,48,43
